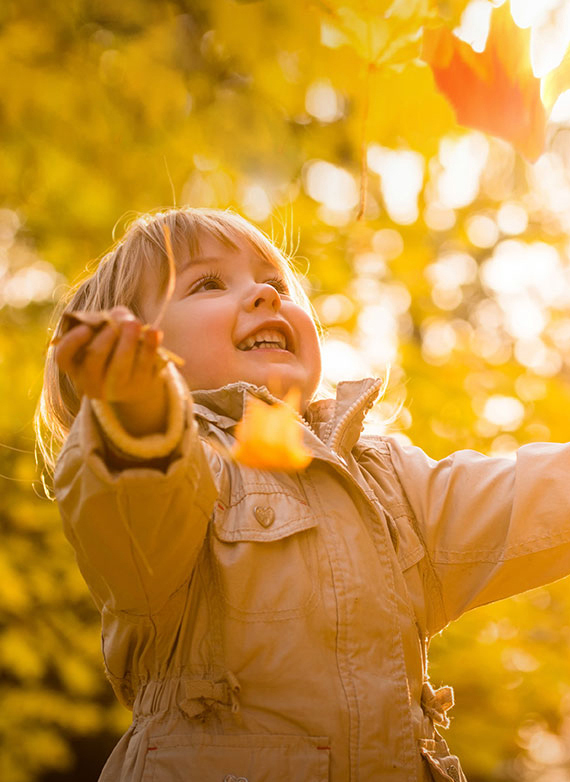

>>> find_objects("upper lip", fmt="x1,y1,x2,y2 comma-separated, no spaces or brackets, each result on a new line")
236,319,295,352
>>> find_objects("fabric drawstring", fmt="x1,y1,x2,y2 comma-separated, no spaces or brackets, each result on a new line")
421,681,455,729
223,670,241,714
180,671,241,721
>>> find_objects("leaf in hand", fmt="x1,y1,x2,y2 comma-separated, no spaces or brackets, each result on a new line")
50,310,184,368
50,310,120,344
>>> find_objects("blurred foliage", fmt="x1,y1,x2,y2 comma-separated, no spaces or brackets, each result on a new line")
4,0,570,779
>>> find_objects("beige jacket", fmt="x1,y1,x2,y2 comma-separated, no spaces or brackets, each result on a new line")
55,376,570,782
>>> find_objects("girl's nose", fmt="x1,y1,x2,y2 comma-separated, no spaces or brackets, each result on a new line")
245,282,281,312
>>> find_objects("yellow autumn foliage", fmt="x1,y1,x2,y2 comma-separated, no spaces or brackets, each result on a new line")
3,1,570,780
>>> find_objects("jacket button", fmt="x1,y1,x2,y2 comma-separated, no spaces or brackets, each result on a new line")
224,776,248,782
254,505,275,527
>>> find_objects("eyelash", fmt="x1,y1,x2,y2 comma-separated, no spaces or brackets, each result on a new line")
190,271,224,293
188,271,290,296
266,277,290,295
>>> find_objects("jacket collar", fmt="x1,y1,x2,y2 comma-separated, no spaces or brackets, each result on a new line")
192,377,385,458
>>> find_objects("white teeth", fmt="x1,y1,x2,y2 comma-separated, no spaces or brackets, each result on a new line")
251,341,279,350
238,329,287,351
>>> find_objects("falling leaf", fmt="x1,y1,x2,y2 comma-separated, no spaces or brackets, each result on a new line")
231,388,312,471
422,3,546,162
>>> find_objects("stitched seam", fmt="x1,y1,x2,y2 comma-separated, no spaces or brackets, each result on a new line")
384,442,448,629
398,545,425,570
432,527,570,560
225,487,310,506
213,512,316,540
146,734,330,749
329,379,384,454
365,498,419,776
211,524,319,618
221,591,320,622
303,470,359,782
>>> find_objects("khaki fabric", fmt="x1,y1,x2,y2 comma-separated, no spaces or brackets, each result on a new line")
55,377,570,782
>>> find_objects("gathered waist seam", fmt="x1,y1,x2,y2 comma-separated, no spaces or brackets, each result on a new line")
133,671,242,722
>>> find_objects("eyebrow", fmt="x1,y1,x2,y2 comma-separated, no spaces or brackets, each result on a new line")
177,255,226,271
176,254,279,275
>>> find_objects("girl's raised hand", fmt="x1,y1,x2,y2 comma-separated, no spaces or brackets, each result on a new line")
54,306,168,436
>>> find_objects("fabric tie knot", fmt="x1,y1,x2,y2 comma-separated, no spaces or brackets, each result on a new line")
421,680,455,728
180,671,241,722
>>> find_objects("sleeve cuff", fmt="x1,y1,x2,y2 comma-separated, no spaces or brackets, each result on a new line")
90,363,187,460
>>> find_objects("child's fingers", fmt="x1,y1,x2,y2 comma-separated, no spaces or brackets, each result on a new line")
128,328,163,386
54,307,146,400
77,325,121,397
55,306,135,370
103,320,142,399
105,306,137,331
54,325,95,374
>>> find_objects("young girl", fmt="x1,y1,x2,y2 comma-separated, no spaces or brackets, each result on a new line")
37,207,570,782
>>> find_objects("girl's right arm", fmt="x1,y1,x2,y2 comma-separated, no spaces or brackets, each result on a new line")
53,307,219,616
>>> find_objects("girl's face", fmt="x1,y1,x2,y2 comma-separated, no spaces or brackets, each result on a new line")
140,232,322,411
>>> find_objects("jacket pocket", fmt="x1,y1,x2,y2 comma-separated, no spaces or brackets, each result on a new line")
142,733,330,782
419,738,467,782
212,473,319,621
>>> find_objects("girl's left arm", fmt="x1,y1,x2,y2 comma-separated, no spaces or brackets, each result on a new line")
385,438,570,631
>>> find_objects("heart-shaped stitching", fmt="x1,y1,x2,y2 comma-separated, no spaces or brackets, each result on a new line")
254,505,275,527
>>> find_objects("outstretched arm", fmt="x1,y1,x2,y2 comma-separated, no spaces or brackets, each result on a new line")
386,438,570,631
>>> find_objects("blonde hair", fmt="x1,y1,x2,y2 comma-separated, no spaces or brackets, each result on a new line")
35,207,318,482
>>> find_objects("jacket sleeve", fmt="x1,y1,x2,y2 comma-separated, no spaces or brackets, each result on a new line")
54,383,219,616
385,438,570,628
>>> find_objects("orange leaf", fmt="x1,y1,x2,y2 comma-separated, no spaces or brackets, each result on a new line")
422,3,546,162
232,389,312,471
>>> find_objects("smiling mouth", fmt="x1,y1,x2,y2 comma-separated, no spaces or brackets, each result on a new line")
237,329,290,352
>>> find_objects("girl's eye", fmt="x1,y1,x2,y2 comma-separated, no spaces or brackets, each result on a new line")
266,278,290,296
189,273,224,293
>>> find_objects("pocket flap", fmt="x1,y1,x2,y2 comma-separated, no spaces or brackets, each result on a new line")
214,471,317,543
393,514,425,571
143,733,330,782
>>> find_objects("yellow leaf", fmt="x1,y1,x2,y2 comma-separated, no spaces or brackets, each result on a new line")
232,389,312,471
